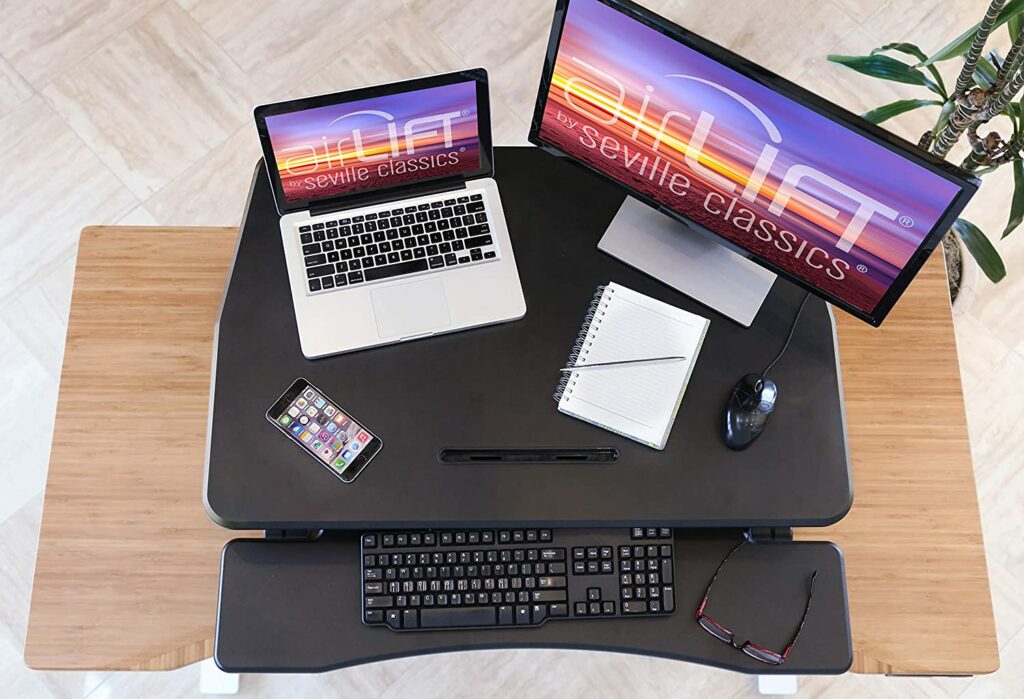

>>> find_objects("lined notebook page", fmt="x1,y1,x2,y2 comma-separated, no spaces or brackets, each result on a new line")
558,283,709,449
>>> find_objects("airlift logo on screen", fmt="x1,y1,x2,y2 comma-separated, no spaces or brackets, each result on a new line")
551,60,903,283
281,109,466,188
267,81,481,203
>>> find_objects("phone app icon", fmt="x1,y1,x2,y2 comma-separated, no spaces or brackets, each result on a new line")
298,415,309,425
324,405,337,417
356,431,370,444
333,457,346,470
300,431,313,443
318,430,330,441
314,397,326,409
303,389,315,400
296,398,308,409
333,413,347,425
278,415,292,426
305,406,317,417
350,441,361,452
326,422,338,434
287,406,300,418
312,440,323,450
290,423,303,435
342,450,353,460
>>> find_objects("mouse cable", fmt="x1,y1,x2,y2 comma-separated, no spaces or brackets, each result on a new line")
761,291,811,380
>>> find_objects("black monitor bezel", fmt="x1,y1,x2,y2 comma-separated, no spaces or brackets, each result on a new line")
255,68,493,215
528,0,979,326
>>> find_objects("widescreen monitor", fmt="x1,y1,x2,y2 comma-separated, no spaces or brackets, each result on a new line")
529,0,978,326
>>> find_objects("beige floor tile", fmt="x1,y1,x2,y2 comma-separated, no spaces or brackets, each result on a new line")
0,0,163,89
830,0,889,24
860,0,1014,70
0,279,70,383
144,126,262,226
0,57,32,118
792,26,942,141
0,495,42,650
965,349,1024,500
952,313,1012,396
299,6,529,146
406,0,554,125
0,96,137,304
658,0,859,80
959,627,1023,698
114,206,161,227
0,318,57,526
41,3,259,201
180,0,384,95
966,218,1024,352
987,558,1024,650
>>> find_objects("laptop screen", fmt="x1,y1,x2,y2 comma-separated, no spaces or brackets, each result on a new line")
260,79,483,207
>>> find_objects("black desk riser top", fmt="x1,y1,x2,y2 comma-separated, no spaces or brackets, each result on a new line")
205,147,852,530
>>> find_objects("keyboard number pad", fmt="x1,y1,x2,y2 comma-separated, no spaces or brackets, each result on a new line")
618,543,674,614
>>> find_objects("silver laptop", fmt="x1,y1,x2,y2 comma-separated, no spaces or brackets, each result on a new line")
254,69,526,359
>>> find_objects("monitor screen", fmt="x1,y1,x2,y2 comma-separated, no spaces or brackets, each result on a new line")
260,80,482,206
531,0,975,324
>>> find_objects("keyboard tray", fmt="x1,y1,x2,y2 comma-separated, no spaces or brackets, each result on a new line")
215,530,851,674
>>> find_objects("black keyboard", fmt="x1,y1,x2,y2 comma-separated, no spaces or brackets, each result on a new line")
298,192,499,295
360,527,676,631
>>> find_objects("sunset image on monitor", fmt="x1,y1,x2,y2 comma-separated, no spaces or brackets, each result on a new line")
265,81,480,203
537,0,962,315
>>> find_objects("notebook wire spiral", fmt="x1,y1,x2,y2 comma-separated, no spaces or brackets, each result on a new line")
553,284,614,402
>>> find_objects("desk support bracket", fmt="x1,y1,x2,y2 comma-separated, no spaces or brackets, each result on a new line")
747,527,794,543
263,529,322,541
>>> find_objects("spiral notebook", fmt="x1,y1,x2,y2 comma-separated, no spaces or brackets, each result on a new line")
554,282,710,449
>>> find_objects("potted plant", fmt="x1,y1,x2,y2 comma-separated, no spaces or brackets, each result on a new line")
828,0,1024,305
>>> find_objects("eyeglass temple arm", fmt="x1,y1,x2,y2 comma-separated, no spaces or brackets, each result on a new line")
780,570,818,660
696,537,749,618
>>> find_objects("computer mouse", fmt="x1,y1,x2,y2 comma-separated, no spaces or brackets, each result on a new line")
723,374,778,451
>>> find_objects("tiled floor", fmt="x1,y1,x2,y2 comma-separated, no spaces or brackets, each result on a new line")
1,1,1021,696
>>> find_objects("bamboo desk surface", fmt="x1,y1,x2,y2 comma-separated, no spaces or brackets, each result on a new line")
24,227,997,675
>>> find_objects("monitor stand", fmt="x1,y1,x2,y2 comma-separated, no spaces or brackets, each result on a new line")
598,197,777,326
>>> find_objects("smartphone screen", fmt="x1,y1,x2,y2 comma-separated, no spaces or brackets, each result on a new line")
267,378,382,483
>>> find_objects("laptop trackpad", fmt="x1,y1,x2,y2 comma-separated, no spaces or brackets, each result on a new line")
371,278,452,339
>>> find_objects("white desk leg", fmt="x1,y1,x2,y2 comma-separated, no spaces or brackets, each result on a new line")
757,675,798,695
199,658,240,695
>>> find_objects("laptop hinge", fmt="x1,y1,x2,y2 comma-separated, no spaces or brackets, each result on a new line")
263,529,321,541
746,527,793,543
308,179,468,218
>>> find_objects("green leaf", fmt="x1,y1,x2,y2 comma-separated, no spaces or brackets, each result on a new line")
921,0,1024,65
827,54,943,95
1003,158,1024,238
1006,101,1022,132
861,98,943,124
974,54,999,88
952,218,1006,282
932,98,956,139
873,42,948,98
1010,9,1024,39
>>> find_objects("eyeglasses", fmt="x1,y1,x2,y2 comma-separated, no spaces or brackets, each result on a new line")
695,537,817,665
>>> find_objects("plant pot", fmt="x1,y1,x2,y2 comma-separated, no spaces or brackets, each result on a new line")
942,230,980,314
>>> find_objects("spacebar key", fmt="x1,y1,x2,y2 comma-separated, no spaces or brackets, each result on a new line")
364,259,429,282
419,607,496,628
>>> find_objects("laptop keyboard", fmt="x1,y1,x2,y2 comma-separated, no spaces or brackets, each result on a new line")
298,192,499,294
